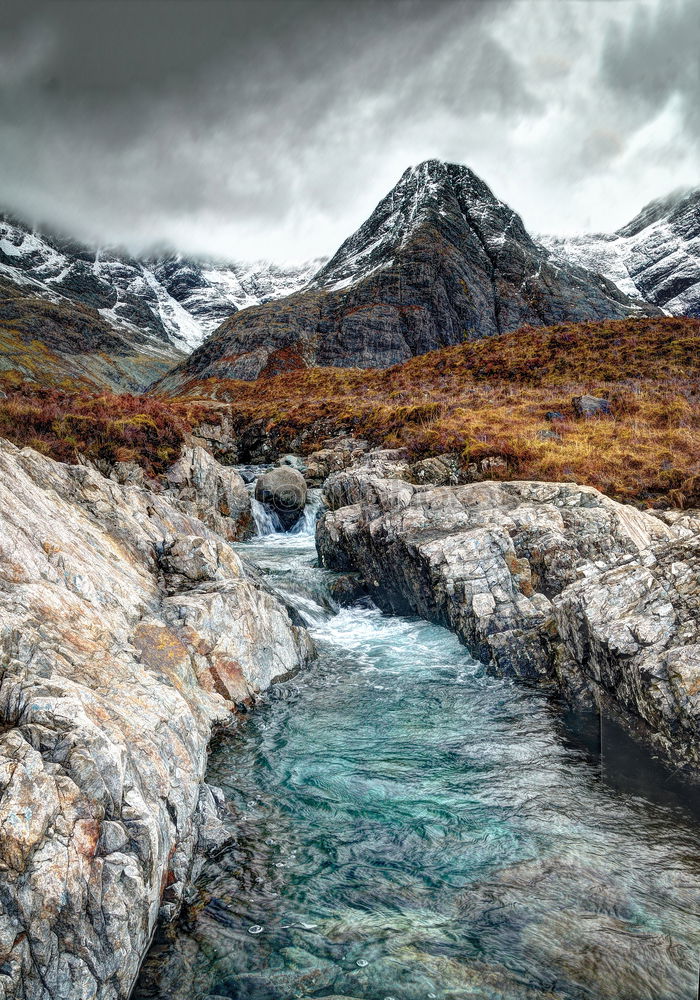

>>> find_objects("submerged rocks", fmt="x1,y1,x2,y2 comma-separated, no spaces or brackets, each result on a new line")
317,470,700,764
0,438,313,1000
255,465,308,530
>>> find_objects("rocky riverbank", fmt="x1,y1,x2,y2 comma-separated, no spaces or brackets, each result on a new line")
0,439,313,1000
318,467,700,766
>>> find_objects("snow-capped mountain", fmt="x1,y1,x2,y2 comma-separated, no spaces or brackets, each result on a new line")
156,159,658,390
0,215,325,353
540,188,700,318
145,253,326,338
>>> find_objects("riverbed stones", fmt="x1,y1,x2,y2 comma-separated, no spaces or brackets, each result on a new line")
317,470,700,764
0,437,313,1000
255,465,308,530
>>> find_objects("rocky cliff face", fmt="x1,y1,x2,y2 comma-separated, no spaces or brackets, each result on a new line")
0,215,325,352
318,469,700,765
155,159,657,390
0,438,312,999
0,273,186,392
541,188,700,318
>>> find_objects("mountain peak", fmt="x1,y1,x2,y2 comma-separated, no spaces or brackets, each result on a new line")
617,186,700,239
312,159,516,292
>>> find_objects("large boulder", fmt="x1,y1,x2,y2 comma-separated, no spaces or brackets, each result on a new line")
0,438,313,1000
164,443,253,541
255,465,307,530
317,469,700,765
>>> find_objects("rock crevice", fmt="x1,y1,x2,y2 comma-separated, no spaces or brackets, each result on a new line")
318,469,700,764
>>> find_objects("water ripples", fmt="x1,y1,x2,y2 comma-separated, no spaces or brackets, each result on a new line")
135,530,700,1000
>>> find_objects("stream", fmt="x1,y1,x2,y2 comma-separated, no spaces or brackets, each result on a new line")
135,493,700,1000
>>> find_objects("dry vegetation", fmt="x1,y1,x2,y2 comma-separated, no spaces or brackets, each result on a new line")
170,317,700,506
1,317,698,506
0,371,205,478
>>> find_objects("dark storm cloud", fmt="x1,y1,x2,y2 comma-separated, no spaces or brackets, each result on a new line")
0,0,695,259
601,0,700,141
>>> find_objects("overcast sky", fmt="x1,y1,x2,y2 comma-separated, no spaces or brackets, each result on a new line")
0,0,697,261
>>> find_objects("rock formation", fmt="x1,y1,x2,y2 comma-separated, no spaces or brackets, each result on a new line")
0,438,313,999
254,465,307,531
155,159,658,390
318,469,700,765
541,187,700,318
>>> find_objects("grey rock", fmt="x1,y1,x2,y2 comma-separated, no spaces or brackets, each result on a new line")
164,444,253,541
317,469,700,764
411,454,459,485
0,437,313,1000
255,466,308,530
280,453,307,472
572,394,612,418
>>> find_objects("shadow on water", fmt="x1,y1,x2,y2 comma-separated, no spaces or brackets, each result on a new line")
135,493,700,1000
555,704,700,822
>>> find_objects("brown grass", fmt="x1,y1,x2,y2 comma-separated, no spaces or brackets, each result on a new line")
0,372,206,478
165,317,700,506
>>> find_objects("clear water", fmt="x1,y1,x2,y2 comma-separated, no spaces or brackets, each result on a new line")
135,520,700,1000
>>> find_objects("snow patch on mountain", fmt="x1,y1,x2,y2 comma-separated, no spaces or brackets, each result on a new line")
540,188,700,318
0,215,326,351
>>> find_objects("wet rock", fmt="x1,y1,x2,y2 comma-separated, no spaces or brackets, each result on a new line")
572,394,612,418
255,465,308,530
318,470,700,764
280,453,307,472
164,443,253,541
0,437,313,1000
545,410,566,422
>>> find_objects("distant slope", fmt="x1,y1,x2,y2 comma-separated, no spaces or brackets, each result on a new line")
0,273,184,391
0,213,323,390
167,315,699,506
541,188,700,317
0,213,323,351
154,159,658,392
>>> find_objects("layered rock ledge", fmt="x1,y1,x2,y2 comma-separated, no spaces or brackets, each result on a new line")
0,439,312,999
318,470,700,765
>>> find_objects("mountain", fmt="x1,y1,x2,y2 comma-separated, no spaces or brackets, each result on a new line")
154,159,658,392
540,188,700,317
144,253,325,337
0,214,323,389
0,272,187,392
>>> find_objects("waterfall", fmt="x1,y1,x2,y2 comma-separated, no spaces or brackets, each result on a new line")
250,496,285,536
248,479,324,539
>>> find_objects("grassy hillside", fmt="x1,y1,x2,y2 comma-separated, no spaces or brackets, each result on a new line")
166,317,700,505
0,372,206,478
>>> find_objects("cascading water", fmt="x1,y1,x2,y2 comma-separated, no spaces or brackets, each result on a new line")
135,475,700,1000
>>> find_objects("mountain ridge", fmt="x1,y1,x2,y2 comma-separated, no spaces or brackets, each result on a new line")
540,186,700,317
154,158,658,392
0,213,324,353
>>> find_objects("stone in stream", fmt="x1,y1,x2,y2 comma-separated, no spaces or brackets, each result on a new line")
317,468,700,767
255,465,308,530
0,437,314,1000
